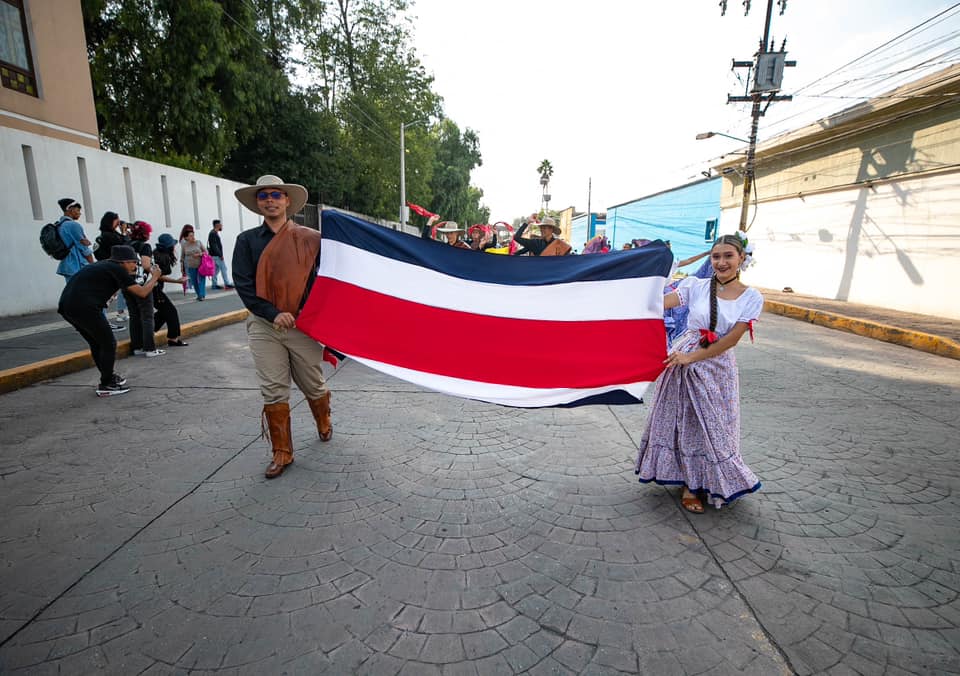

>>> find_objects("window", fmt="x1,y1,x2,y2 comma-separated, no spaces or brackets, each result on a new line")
0,0,37,96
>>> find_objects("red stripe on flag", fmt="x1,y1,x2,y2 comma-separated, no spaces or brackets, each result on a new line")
298,277,667,389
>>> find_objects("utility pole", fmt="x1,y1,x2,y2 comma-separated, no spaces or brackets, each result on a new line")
399,122,406,228
722,0,795,231
586,177,592,240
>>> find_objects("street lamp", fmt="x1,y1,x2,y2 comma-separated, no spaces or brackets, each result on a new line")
697,130,754,232
400,119,428,228
695,131,748,143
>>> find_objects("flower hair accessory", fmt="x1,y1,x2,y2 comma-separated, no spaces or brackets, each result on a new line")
732,231,755,271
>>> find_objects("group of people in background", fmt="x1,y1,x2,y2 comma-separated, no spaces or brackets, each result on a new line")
52,196,235,396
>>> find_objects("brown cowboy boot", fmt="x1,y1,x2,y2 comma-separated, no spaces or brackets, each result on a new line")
307,392,333,442
262,402,294,478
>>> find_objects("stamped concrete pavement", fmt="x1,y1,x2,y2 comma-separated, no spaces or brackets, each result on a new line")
0,313,958,675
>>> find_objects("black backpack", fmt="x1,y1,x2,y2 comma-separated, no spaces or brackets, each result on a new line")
93,231,122,261
40,220,71,260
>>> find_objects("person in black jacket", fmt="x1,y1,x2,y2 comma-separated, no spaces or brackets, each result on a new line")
208,219,234,289
152,234,189,347
124,221,165,357
95,212,131,323
59,245,161,396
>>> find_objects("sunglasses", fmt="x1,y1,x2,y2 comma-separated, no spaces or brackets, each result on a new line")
256,190,286,200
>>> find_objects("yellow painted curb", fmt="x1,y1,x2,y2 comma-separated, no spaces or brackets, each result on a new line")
0,309,248,395
764,300,960,361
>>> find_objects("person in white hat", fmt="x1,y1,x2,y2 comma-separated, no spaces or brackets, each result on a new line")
513,215,571,256
232,175,333,479
434,221,471,249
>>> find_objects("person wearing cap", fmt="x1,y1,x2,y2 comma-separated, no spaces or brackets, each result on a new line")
55,198,95,281
512,216,571,256
58,245,161,397
233,175,333,479
435,221,471,249
151,233,189,348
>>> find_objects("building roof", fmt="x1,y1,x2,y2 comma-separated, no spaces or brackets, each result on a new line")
607,175,720,210
714,62,960,169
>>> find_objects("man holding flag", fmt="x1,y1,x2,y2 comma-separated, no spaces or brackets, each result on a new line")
232,175,333,479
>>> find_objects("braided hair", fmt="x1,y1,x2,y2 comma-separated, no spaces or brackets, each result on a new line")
699,234,746,348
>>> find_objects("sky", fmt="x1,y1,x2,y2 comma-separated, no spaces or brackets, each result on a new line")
405,0,960,221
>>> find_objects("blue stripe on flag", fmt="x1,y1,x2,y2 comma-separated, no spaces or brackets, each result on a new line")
321,210,674,285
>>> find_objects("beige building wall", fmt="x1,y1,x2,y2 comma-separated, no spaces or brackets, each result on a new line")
557,206,575,242
0,0,99,148
720,105,960,210
713,68,960,319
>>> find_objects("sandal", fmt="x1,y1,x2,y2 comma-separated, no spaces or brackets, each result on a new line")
167,339,189,347
681,492,704,514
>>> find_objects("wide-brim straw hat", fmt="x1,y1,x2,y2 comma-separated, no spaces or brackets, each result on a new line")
539,216,559,231
436,221,464,233
235,175,309,215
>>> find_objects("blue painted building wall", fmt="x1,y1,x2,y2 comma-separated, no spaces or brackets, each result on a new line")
606,177,721,262
570,213,606,251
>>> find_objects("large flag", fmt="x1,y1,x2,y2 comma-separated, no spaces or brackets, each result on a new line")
297,210,673,408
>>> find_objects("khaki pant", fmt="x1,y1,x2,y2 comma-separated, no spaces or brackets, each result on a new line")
246,314,329,404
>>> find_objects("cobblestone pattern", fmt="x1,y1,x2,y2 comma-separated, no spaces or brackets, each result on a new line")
1,316,958,675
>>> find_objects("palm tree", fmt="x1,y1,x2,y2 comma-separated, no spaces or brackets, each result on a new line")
537,159,554,212
537,159,554,185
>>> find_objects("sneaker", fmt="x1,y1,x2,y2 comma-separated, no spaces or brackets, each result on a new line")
211,285,223,289
115,312,128,322
130,349,142,356
110,323,126,331
111,373,127,386
142,349,166,357
224,284,234,289
96,382,130,397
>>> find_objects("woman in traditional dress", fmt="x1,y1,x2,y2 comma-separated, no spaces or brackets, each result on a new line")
635,233,762,513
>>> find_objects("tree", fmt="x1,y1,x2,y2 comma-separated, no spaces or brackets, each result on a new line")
82,0,285,172
537,159,554,183
82,0,487,222
429,119,486,225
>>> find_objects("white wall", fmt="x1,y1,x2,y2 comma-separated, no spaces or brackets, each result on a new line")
1,127,255,316
719,171,960,320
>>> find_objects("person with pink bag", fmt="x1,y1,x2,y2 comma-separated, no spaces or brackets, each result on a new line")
180,228,211,301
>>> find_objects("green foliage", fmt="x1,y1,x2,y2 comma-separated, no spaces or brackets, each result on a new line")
429,119,485,225
82,0,277,172
537,159,554,180
82,0,489,222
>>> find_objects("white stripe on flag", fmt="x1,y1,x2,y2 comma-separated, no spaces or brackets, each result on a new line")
349,355,653,408
319,240,667,321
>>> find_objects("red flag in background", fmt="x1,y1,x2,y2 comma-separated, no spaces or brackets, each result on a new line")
406,202,438,219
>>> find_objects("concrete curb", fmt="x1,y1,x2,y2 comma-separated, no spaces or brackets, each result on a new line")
764,300,960,361
0,309,248,395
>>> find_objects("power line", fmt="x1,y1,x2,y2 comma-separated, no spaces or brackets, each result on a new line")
763,49,960,136
339,106,399,148
340,98,398,145
222,3,401,150
792,3,960,94
221,6,265,45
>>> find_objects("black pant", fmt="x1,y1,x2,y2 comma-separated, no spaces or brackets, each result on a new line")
153,290,181,340
59,306,116,386
123,289,156,351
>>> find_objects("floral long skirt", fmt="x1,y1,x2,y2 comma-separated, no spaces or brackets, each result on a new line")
635,330,760,509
